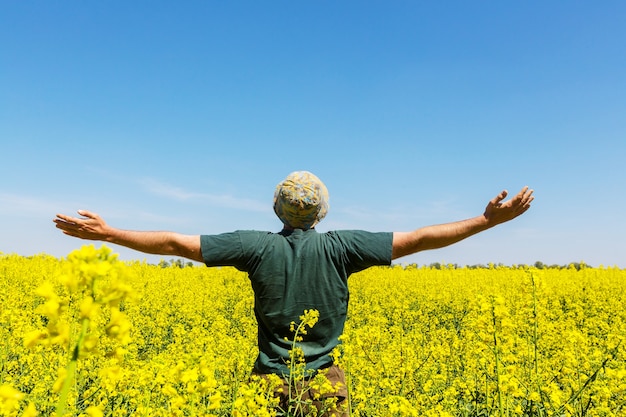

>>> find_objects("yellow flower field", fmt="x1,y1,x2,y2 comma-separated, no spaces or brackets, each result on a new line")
1,246,625,416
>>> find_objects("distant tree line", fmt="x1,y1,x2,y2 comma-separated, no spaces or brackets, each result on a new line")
157,258,195,268
158,259,604,270
401,261,595,270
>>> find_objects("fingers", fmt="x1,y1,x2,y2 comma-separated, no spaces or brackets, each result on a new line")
512,186,534,214
54,214,79,230
518,186,534,206
55,214,74,224
488,186,534,214
508,186,533,202
490,190,508,207
53,208,109,241
77,209,98,219
53,217,79,237
53,210,100,237
55,210,97,224
484,186,534,225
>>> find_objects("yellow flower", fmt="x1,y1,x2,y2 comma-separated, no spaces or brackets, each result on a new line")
52,367,67,393
528,391,541,402
105,307,131,344
34,281,57,300
0,384,25,403
79,296,97,319
49,322,70,346
37,298,62,320
84,406,103,417
23,329,46,349
208,391,222,410
161,384,177,397
299,309,319,329
21,402,38,417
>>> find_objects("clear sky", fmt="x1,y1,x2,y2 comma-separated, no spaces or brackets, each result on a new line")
1,1,625,267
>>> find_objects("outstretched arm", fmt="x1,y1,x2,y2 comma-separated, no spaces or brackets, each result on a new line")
54,210,203,263
391,186,534,260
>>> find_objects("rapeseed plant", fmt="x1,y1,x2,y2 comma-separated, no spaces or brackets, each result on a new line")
1,250,625,416
18,245,134,416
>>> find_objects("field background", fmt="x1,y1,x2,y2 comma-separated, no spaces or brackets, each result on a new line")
1,246,625,416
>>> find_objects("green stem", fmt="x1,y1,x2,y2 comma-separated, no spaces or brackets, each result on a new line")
56,317,89,416
491,298,503,417
288,321,305,415
530,273,542,416
530,274,540,395
346,357,352,416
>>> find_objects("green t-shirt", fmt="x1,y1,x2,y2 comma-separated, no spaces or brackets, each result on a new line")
201,228,393,376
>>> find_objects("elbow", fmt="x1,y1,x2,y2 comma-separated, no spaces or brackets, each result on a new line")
172,235,203,263
391,232,424,260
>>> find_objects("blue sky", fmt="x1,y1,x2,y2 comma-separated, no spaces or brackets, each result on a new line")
1,1,625,267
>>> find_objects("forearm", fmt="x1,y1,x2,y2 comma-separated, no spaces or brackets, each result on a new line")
106,229,203,262
392,215,490,260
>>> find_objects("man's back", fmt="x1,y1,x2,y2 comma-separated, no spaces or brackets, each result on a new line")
200,228,393,375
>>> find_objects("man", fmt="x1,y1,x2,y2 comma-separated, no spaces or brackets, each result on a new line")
54,171,534,416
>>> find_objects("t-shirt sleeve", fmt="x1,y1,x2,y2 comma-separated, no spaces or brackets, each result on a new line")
334,230,393,274
200,232,250,270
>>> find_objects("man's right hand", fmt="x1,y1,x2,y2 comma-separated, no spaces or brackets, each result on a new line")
54,210,112,241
